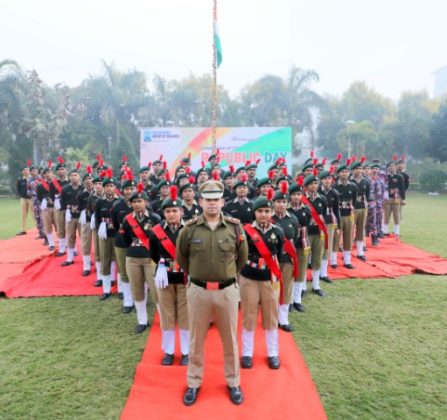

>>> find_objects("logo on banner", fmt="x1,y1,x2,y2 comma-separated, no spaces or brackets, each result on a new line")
143,129,180,143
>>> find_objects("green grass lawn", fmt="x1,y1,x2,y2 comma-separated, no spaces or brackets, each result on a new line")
0,198,36,239
0,193,446,419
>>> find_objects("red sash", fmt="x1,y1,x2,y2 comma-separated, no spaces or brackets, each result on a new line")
39,179,50,192
124,214,150,250
300,195,328,249
51,178,62,194
283,239,298,279
152,224,176,260
243,224,284,304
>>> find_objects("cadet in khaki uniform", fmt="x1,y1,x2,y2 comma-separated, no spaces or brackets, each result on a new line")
176,180,248,407
78,167,94,275
151,186,189,366
37,167,57,250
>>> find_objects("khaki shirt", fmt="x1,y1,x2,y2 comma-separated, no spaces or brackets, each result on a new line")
176,213,248,282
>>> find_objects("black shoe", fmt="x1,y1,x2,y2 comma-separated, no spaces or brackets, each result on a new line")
56,251,65,257
81,270,91,276
161,353,174,366
16,231,26,236
228,386,244,405
382,233,391,237
289,304,294,312
48,246,55,251
279,324,294,332
312,288,326,297
330,264,338,269
344,263,355,269
363,246,367,252
293,302,305,312
93,280,102,287
134,323,149,334
61,261,74,267
241,356,253,369
111,280,116,287
99,293,111,301
267,356,280,369
183,387,200,406
73,251,78,256
180,354,189,366
307,263,312,269
122,305,134,314
43,238,49,246
320,276,333,284
357,255,366,262
118,292,123,300
301,290,307,298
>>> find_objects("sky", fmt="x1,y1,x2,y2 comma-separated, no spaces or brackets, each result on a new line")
1,0,446,100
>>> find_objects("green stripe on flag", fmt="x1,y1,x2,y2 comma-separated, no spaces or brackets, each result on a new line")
214,24,222,68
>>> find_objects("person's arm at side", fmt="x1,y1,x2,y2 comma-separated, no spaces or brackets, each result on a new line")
176,225,190,273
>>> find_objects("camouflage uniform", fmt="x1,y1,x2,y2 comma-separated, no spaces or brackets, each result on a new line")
29,176,44,237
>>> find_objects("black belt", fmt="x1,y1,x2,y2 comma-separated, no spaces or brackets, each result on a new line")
190,278,235,290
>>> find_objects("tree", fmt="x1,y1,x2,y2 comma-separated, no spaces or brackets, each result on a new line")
428,101,447,163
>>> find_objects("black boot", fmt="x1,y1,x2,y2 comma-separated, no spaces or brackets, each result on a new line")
371,234,379,246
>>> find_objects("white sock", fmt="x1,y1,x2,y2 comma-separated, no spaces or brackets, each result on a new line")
320,259,328,277
179,329,190,355
121,282,134,307
242,328,255,357
117,273,123,293
110,261,116,280
383,224,389,234
161,330,175,354
312,269,321,290
102,274,112,294
356,241,364,257
278,304,289,325
330,252,338,265
343,251,351,265
66,248,74,262
394,224,400,235
134,300,148,325
59,238,66,253
47,233,55,247
95,262,102,281
293,282,303,304
265,329,279,357
82,255,91,271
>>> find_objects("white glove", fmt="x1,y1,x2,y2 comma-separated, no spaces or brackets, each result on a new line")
90,213,96,230
154,264,169,289
40,198,47,210
79,210,87,225
65,208,72,223
54,198,61,210
98,221,108,240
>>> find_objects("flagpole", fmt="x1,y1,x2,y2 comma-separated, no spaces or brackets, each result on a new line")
212,0,217,149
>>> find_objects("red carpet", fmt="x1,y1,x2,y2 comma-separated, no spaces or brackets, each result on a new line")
121,314,327,420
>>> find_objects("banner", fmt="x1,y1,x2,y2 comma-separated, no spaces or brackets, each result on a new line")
140,127,292,175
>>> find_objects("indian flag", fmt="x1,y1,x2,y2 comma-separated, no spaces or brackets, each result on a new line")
214,12,222,67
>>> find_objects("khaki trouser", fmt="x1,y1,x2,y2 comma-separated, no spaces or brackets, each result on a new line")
323,224,335,260
280,262,294,307
81,223,92,256
126,257,156,302
187,282,240,388
239,275,279,331
42,208,56,235
20,198,33,232
295,247,309,283
334,215,354,251
354,208,367,242
93,230,100,262
157,283,188,330
99,237,115,276
66,218,81,249
114,246,129,283
54,209,66,239
384,199,401,225
308,234,324,270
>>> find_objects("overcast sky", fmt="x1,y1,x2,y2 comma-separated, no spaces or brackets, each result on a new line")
1,0,445,99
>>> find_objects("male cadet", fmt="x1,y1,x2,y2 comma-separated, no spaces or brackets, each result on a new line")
176,180,248,406
111,171,137,313
95,170,120,300
151,186,189,366
256,173,274,197
288,180,311,311
60,163,83,267
366,162,384,245
271,182,299,332
138,163,153,193
239,189,284,370
28,164,45,241
350,157,370,261
50,156,69,255
222,167,236,203
383,157,405,237
302,171,328,296
150,155,164,185
16,162,34,236
195,165,209,188
223,174,253,224
78,166,95,275
396,157,410,219
151,174,173,218
180,177,202,221
330,153,343,176
318,167,340,283
180,153,196,178
246,159,261,190
37,164,57,250
332,160,357,269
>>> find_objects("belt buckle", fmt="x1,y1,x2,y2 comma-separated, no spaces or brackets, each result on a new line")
206,282,220,291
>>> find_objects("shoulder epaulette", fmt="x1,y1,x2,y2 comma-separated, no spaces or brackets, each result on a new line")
185,217,199,226
224,216,241,225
